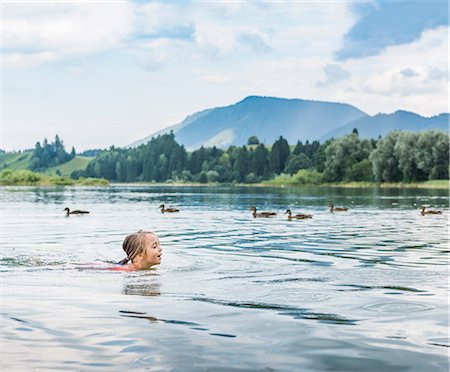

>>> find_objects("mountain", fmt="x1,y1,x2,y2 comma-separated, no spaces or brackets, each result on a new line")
321,110,449,141
131,96,448,150
131,96,368,149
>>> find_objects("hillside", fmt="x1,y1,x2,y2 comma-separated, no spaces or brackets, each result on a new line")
133,96,368,150
321,111,449,140
0,152,93,176
47,156,94,177
0,151,33,170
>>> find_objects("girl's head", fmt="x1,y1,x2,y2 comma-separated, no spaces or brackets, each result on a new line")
120,230,162,269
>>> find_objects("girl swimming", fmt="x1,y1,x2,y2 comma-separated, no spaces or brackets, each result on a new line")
117,230,163,270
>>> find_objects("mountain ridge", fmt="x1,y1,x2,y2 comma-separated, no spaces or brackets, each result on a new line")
321,110,449,141
130,96,448,149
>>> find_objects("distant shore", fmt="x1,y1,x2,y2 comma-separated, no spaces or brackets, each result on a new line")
2,180,447,189
108,180,449,189
1,168,447,189
262,180,449,189
0,169,109,187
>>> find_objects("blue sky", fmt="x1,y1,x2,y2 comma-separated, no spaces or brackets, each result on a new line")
2,0,449,151
336,0,448,59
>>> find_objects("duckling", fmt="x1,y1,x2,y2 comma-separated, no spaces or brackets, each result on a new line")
159,204,180,213
329,203,348,212
63,207,89,216
249,206,277,218
284,209,312,220
420,206,442,215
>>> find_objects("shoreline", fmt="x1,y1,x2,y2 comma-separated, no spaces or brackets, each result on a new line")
2,181,448,189
108,180,449,189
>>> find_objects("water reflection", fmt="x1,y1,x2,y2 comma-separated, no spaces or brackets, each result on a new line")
122,273,161,297
190,297,359,325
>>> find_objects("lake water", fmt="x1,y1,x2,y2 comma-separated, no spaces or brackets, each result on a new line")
1,185,449,371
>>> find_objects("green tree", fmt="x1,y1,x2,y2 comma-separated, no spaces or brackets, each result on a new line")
249,144,269,177
394,132,421,181
189,147,206,175
323,133,373,182
247,136,260,145
415,131,449,180
346,159,374,181
284,153,313,174
30,135,74,171
206,170,219,182
294,169,323,184
198,171,208,183
269,136,290,174
293,140,304,156
370,131,402,182
232,146,248,182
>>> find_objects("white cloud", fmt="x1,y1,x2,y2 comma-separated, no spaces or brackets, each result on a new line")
400,68,420,78
362,67,435,96
4,51,59,67
316,64,351,87
194,22,237,57
200,74,231,85
3,2,135,66
135,2,195,39
336,26,448,115
131,37,196,71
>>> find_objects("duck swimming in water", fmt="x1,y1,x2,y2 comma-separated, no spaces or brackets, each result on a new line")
159,204,180,213
249,206,277,218
284,209,313,220
420,206,442,215
329,203,348,212
63,207,90,216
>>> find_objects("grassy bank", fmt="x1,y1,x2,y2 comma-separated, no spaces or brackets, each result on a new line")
0,152,93,176
110,179,449,189
262,179,449,189
319,180,449,189
0,169,109,186
0,151,33,170
47,156,94,177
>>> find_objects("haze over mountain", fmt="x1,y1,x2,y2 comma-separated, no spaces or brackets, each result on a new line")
320,111,449,141
131,96,448,150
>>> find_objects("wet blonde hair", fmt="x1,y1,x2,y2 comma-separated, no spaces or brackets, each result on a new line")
119,230,156,265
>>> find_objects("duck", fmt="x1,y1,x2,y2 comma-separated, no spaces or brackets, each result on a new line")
420,206,442,215
159,204,180,213
284,209,312,220
329,203,348,212
249,206,277,218
63,207,89,216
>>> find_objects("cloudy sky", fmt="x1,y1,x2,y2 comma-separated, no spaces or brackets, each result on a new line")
2,0,448,151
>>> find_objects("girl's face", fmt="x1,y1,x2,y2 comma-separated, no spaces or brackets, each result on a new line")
138,234,162,269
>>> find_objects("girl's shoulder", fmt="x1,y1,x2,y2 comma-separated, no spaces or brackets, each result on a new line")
75,263,135,271
108,264,134,272
107,264,136,271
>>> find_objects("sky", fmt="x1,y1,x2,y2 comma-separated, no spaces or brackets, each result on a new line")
2,0,449,152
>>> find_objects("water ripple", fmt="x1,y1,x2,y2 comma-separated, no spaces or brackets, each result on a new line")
360,301,438,314
2,185,448,371
189,297,359,325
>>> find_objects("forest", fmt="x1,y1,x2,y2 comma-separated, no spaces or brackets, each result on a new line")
63,129,448,184
30,135,76,171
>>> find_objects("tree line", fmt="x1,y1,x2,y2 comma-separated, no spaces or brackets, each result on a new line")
30,135,76,171
70,129,448,183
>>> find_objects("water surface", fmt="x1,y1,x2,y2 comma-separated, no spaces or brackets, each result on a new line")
1,185,448,371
